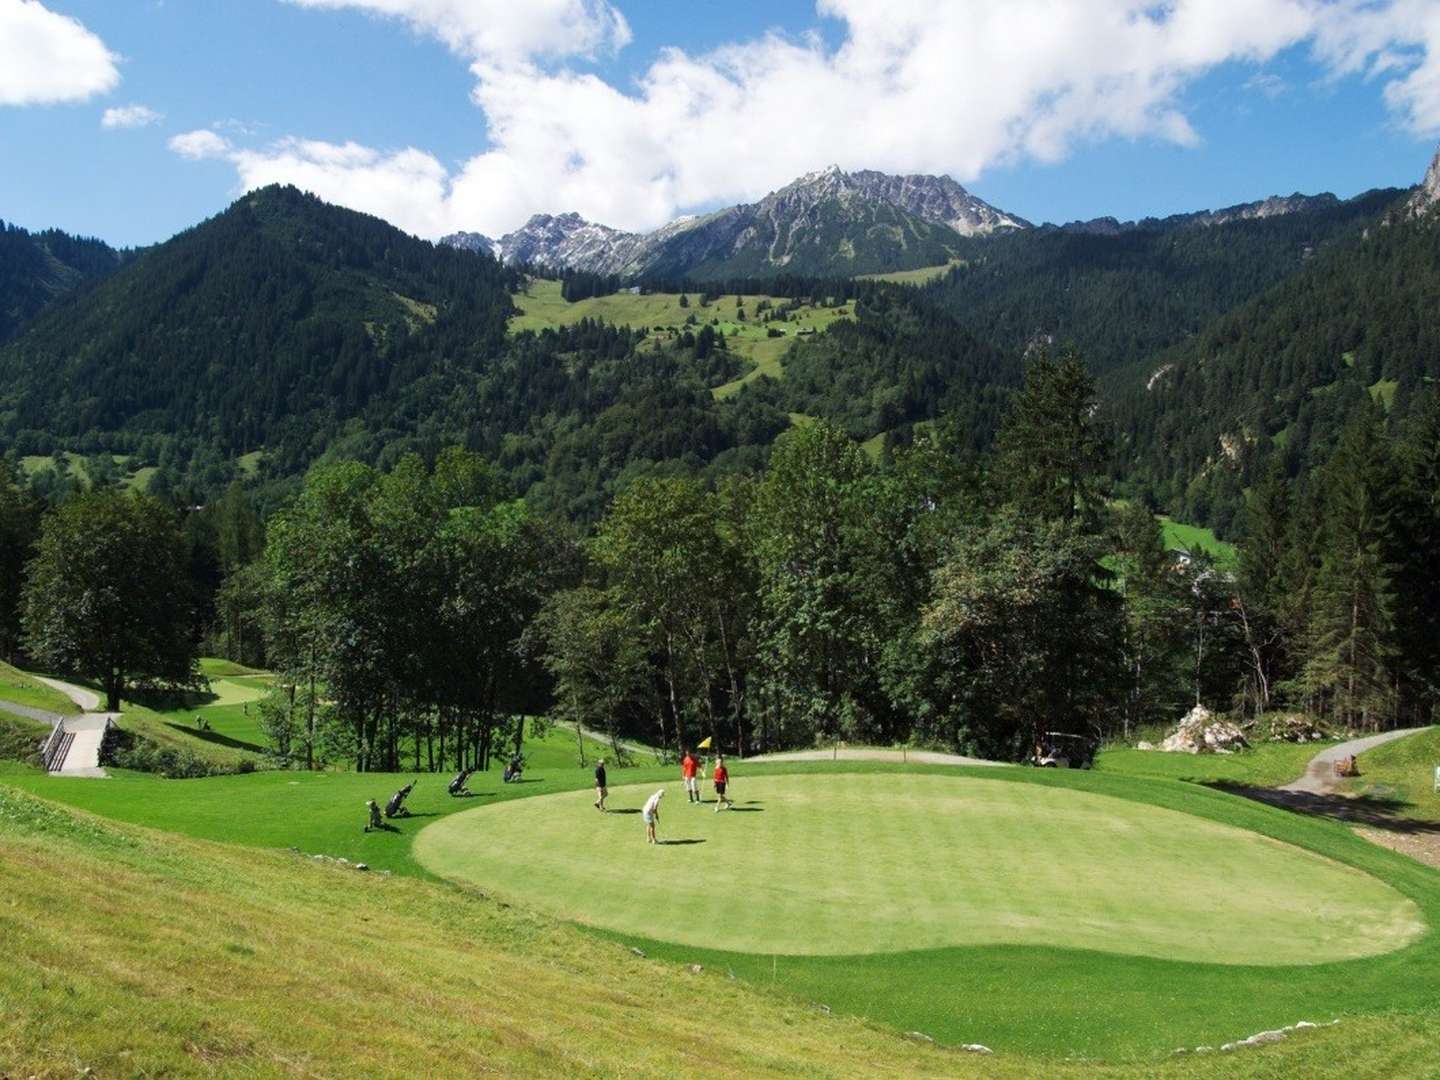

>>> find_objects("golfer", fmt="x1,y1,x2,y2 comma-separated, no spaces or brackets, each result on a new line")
712,755,733,811
594,759,608,812
681,749,700,803
642,788,664,844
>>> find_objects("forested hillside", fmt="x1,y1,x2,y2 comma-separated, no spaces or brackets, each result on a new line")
0,186,519,483
1114,203,1440,534
927,188,1402,376
0,219,124,343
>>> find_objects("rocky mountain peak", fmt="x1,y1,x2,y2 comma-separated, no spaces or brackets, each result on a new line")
1409,145,1440,217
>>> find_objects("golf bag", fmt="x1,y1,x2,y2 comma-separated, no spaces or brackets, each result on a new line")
447,768,474,797
503,753,525,783
385,780,417,818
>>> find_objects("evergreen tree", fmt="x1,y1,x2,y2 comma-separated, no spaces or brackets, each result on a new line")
1300,409,1399,728
994,347,1108,523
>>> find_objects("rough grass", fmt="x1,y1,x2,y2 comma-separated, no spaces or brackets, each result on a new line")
20,452,155,491
856,259,964,284
1159,517,1237,569
0,712,48,764
506,277,850,399
7,759,1440,1061
1346,728,1440,821
1095,741,1320,788
0,662,80,716
415,773,1421,964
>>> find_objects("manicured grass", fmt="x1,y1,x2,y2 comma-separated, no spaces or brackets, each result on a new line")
9,757,1440,1060
1159,516,1237,569
415,773,1420,964
0,662,79,716
1346,727,1440,821
1095,740,1321,788
0,722,645,873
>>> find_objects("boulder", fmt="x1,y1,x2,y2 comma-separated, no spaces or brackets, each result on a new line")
1263,713,1328,743
1158,705,1248,754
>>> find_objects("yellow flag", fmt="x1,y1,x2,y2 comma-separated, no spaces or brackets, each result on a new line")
697,736,712,749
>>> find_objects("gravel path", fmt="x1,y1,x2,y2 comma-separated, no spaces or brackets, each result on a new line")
1278,728,1431,795
745,748,1007,768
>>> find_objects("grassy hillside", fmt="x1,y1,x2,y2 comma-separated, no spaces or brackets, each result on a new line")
1159,516,1237,569
508,278,851,398
0,662,79,716
1346,727,1440,821
857,260,963,284
0,786,972,1079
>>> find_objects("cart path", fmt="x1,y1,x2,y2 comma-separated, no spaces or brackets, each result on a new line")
35,676,102,713
32,677,115,777
1278,727,1431,795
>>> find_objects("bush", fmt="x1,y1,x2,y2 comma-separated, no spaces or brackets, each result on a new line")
101,726,260,778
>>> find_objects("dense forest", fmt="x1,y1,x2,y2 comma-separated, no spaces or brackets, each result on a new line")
0,219,126,344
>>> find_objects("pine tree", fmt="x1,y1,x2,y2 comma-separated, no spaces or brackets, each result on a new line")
1300,409,1399,729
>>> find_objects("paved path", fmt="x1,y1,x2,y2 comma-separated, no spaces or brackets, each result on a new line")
746,748,1007,768
30,676,114,777
0,701,65,726
1278,727,1430,795
35,676,101,713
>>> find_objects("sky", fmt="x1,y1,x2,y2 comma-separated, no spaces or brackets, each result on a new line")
3,0,1440,248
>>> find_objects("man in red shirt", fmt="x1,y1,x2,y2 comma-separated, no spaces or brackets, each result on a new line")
712,755,733,812
681,749,700,804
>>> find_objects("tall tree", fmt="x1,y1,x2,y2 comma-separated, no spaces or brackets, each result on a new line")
993,346,1108,523
21,490,195,710
0,464,42,663
1300,410,1399,729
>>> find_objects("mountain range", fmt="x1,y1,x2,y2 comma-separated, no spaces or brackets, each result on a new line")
442,166,1028,279
1,146,1437,533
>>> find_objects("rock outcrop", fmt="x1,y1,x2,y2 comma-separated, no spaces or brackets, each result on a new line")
1158,705,1248,754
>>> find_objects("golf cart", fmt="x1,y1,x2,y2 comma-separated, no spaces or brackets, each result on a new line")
1033,731,1097,769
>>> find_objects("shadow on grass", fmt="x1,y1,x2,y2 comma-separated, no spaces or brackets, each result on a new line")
1211,782,1440,834
657,838,706,845
608,808,641,815
364,823,400,833
162,722,265,755
446,792,496,800
726,807,764,812
503,778,542,784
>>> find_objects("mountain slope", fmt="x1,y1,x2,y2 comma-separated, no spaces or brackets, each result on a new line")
0,220,124,344
442,167,1026,279
928,187,1404,377
1114,185,1440,527
0,186,517,457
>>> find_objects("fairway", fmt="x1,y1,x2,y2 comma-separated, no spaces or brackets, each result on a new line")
416,773,1421,964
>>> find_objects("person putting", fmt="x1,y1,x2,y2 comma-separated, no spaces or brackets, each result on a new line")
681,748,700,803
712,755,733,811
594,758,608,812
642,788,664,844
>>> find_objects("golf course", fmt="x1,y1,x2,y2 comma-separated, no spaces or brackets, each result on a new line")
415,774,1421,962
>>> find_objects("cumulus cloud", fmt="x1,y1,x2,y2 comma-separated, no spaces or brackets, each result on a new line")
168,129,232,161
101,103,162,129
0,0,119,106
178,0,1440,238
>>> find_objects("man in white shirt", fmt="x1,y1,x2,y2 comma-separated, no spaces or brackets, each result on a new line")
642,788,664,845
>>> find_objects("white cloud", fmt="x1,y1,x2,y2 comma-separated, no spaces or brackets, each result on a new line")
283,0,630,64
101,103,162,129
0,0,119,106
178,0,1440,238
168,129,232,160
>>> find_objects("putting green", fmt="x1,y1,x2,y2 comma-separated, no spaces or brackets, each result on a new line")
414,773,1424,964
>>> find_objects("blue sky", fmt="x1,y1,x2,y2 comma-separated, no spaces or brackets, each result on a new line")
2,0,1438,247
